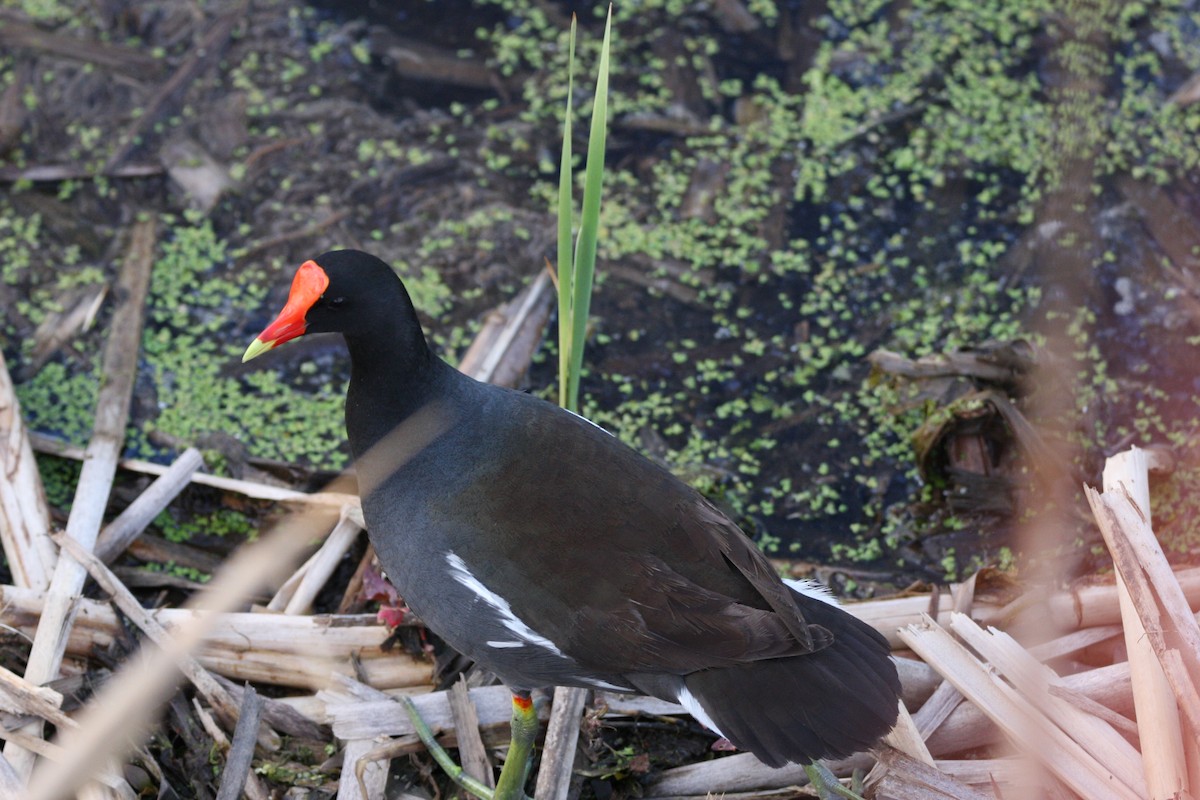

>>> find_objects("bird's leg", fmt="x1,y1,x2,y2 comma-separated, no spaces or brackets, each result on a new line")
399,695,500,800
493,690,537,800
803,761,867,800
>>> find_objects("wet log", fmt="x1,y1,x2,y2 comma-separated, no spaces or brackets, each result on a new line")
0,19,165,79
456,270,554,388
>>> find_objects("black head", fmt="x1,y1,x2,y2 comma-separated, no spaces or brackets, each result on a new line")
243,249,428,361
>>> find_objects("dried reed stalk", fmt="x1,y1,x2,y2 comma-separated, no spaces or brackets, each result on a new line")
949,612,1145,796
93,448,204,563
268,508,362,615
899,615,1142,800
1088,446,1199,797
0,349,56,591
8,217,157,780
26,517,315,800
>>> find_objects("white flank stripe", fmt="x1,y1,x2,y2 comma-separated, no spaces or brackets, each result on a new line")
678,685,726,737
784,577,840,606
564,407,614,436
487,640,525,649
445,552,565,656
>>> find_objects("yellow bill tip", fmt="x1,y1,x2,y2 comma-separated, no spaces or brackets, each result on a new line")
242,337,275,363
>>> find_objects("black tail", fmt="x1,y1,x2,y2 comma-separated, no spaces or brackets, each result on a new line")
683,592,900,767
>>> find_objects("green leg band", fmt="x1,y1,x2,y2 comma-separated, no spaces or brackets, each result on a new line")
803,760,867,800
493,692,537,800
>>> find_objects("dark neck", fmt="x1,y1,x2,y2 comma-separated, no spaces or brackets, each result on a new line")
344,326,438,457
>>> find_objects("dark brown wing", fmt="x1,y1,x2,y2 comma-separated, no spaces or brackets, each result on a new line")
436,385,832,675
680,497,830,653
562,550,828,674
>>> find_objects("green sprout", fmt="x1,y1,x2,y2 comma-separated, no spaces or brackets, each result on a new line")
556,7,612,413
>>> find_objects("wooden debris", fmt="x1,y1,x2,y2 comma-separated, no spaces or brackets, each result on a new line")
1057,564,1200,629
213,676,325,740
870,748,992,800
1102,446,1186,800
0,727,127,793
0,664,72,731
371,30,509,93
236,209,351,262
54,532,282,751
338,738,388,800
0,348,56,591
336,543,377,614
125,532,224,577
8,217,157,780
194,648,430,692
26,513,316,800
846,590,1006,648
868,347,1028,384
644,750,874,796
949,612,1145,795
0,754,19,798
321,682,550,744
161,135,235,213
924,658,1135,757
447,677,494,789
94,448,205,563
1088,447,1194,797
899,615,1143,800
534,686,588,800
456,270,554,386
0,162,164,184
214,685,267,800
103,2,248,172
883,701,934,767
0,19,165,79
26,282,108,374
911,673,964,743
710,0,761,33
0,583,431,692
268,508,363,615
1168,70,1200,106
895,657,941,709
28,430,360,512
606,261,703,305
323,678,405,800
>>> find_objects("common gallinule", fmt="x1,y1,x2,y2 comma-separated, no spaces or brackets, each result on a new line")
244,250,900,784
